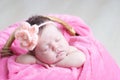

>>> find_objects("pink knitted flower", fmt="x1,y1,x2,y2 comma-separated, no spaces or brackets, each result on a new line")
15,22,39,50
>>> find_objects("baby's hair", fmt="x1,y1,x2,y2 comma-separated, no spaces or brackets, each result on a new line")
26,15,51,26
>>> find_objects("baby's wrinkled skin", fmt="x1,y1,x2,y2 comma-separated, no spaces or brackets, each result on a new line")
16,24,86,68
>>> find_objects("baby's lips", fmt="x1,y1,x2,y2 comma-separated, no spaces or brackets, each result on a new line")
56,51,66,57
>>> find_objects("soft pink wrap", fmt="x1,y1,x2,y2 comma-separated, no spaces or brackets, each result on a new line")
0,14,120,80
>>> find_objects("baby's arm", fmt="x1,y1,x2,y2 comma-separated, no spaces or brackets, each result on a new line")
16,54,50,68
55,46,86,68
16,54,37,64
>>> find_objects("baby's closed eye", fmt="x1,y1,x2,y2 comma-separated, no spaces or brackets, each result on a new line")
41,45,49,52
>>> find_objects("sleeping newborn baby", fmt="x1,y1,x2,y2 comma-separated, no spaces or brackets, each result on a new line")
15,15,86,68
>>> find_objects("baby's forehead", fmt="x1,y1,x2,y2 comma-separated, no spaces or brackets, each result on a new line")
39,25,59,38
42,24,61,34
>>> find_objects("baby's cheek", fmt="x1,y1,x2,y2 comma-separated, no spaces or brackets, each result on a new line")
35,52,42,59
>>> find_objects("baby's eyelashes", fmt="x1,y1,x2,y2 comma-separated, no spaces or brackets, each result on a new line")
40,45,49,52
41,49,47,52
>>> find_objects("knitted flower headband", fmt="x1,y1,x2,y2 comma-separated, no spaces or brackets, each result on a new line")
15,21,55,50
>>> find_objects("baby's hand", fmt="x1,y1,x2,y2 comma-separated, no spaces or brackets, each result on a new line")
36,60,53,68
41,63,56,68
49,64,55,67
42,63,50,68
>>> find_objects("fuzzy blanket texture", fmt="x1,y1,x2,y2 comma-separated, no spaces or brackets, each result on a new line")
0,14,120,80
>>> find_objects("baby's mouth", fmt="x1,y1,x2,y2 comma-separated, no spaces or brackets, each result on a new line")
58,51,63,54
56,51,66,57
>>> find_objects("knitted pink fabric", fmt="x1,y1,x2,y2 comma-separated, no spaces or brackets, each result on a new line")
0,14,120,80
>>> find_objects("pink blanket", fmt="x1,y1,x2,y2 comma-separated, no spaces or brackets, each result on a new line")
0,14,120,80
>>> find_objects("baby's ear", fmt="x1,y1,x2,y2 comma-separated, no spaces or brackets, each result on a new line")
30,25,39,34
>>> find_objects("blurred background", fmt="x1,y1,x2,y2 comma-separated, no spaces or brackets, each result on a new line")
0,0,120,66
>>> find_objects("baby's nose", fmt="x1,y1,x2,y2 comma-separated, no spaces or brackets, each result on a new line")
51,42,59,51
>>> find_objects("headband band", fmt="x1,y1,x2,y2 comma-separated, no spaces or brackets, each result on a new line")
38,21,56,28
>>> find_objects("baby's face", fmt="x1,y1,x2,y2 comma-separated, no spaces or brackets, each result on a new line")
35,24,69,64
